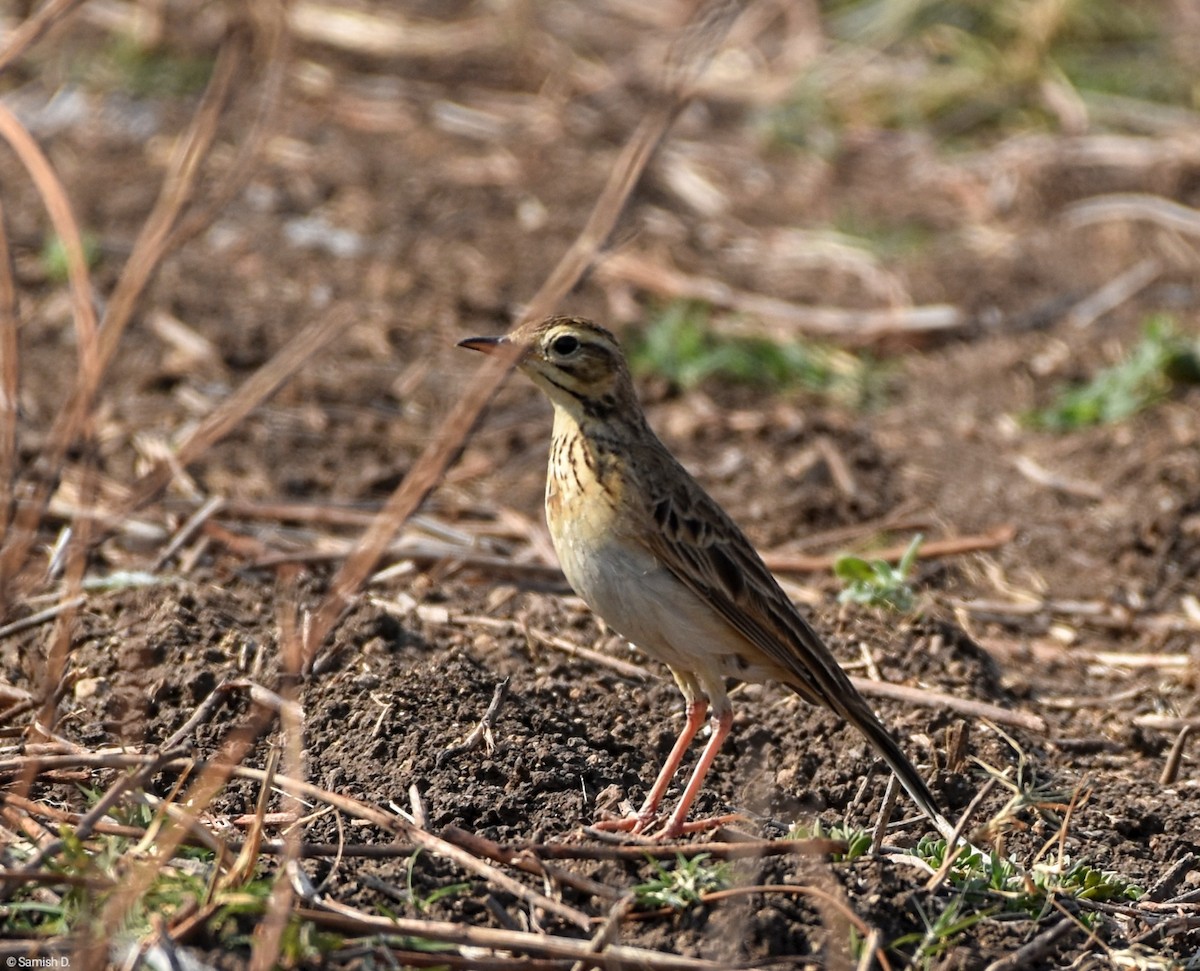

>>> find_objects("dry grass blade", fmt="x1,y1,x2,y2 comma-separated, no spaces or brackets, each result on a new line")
247,576,307,971
120,307,356,518
93,24,248,379
0,0,89,76
0,201,18,540
698,883,889,971
82,707,279,968
287,1,505,59
164,3,288,254
1063,192,1200,236
596,250,964,341
297,905,730,970
0,20,255,612
442,829,843,862
225,766,594,929
304,6,742,665
847,677,1047,733
0,100,99,381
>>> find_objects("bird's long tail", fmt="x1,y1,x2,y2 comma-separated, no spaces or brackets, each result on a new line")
845,694,958,837
797,685,959,843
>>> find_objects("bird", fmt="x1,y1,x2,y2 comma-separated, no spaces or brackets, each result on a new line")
459,314,949,840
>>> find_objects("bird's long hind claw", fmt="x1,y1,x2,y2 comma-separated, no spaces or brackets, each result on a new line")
589,809,657,834
587,810,749,841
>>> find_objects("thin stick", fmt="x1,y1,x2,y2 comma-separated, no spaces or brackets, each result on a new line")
442,829,842,863
226,767,593,930
440,826,622,902
869,774,900,855
0,596,87,640
696,884,891,971
764,524,1015,574
0,199,19,543
153,496,225,571
120,310,354,520
437,678,511,767
570,893,637,971
848,677,1046,733
982,918,1078,971
595,249,963,342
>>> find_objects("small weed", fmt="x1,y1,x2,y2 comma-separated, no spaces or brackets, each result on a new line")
630,301,885,407
787,819,873,861
1030,317,1200,430
914,837,1143,918
834,533,923,612
40,231,100,283
633,853,730,911
3,801,343,964
405,849,471,913
893,894,998,970
767,1,1189,145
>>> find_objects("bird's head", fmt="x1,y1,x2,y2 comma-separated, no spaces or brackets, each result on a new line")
458,315,636,421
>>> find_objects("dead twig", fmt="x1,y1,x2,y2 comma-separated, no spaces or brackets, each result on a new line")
869,774,900,856
450,831,843,863
0,199,18,544
287,1,506,59
1159,724,1195,785
226,766,593,930
1062,256,1162,329
764,524,1015,574
153,496,225,571
847,677,1047,734
1063,192,1200,237
595,249,964,343
571,892,637,971
982,918,1080,971
0,595,87,640
299,901,731,970
0,0,89,75
121,309,356,523
441,826,623,903
437,678,511,767
925,777,999,894
695,884,891,971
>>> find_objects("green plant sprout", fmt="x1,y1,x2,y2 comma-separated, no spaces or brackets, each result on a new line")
630,301,885,407
835,534,924,612
633,853,730,911
40,231,101,283
787,819,873,861
1031,317,1200,430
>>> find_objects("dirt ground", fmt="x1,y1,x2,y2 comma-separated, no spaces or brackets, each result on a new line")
1,3,1199,969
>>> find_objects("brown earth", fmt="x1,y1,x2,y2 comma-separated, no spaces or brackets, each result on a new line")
1,4,1198,970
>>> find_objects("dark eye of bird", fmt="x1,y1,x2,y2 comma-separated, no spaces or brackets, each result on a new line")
551,334,580,356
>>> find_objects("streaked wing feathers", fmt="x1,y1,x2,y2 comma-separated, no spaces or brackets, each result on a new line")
634,443,858,715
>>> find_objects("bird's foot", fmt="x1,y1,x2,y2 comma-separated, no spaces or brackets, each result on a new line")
589,808,658,835
648,811,749,840
588,810,749,841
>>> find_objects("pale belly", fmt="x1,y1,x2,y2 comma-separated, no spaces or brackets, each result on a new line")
549,504,779,691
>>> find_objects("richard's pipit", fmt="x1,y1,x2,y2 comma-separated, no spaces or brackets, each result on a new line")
461,315,945,838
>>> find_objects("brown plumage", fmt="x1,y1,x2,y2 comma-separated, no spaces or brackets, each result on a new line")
461,315,948,839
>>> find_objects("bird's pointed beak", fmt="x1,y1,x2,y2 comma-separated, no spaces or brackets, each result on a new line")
457,334,509,355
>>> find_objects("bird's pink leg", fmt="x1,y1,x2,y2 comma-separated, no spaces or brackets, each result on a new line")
656,708,733,839
593,699,708,833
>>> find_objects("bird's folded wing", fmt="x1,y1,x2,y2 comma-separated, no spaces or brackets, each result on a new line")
636,453,859,715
